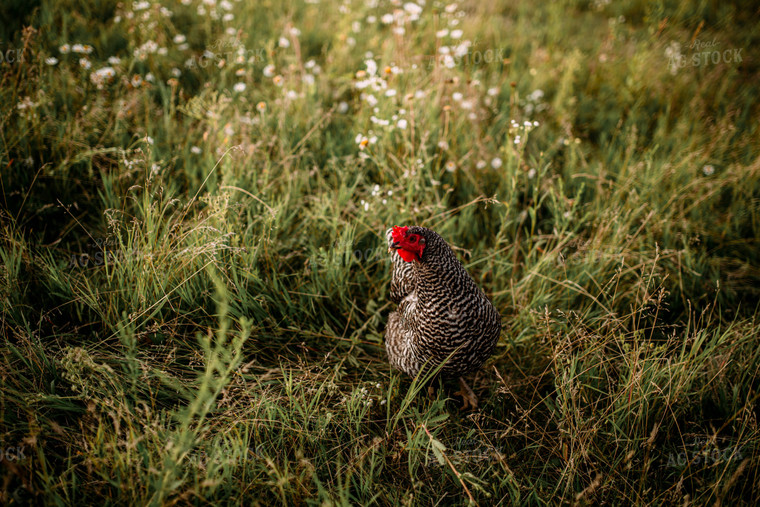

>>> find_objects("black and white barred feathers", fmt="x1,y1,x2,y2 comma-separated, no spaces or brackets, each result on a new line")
384,226,501,378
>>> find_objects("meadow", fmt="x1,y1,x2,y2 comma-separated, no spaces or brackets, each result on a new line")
1,0,759,504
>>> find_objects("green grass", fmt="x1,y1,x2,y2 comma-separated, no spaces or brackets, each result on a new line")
1,0,759,504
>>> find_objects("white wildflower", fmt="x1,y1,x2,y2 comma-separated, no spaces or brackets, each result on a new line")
89,66,117,88
365,59,378,76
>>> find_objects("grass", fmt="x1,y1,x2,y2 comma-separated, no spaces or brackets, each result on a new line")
1,0,759,504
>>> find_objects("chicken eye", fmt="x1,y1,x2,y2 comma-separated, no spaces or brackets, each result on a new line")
409,235,417,243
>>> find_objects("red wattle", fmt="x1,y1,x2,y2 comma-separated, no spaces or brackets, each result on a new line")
397,249,416,262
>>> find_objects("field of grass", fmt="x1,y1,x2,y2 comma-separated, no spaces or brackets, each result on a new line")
1,0,759,504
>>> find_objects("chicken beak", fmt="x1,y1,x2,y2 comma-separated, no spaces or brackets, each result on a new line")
390,242,401,250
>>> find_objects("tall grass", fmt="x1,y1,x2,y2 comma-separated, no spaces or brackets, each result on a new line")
1,0,758,504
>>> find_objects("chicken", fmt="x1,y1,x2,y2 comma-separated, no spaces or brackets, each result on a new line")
384,225,501,408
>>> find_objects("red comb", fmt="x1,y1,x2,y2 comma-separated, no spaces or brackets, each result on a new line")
391,226,408,243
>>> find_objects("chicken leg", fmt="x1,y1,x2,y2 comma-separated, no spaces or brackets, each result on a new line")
453,377,478,410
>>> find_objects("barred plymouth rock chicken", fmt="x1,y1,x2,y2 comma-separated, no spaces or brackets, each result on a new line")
384,225,501,408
